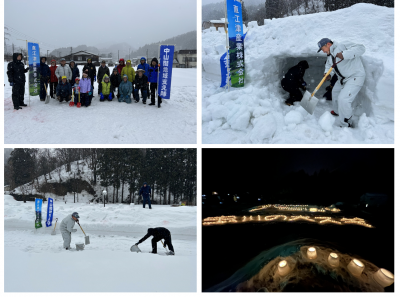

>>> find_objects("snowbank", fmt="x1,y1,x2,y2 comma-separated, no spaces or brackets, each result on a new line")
4,195,197,292
4,66,197,144
202,4,394,143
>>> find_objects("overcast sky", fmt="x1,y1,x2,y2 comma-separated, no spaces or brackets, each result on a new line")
5,0,196,52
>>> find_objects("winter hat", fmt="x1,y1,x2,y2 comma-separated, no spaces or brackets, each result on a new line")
151,57,158,65
136,69,145,73
123,74,128,79
51,59,56,64
144,182,147,185
60,58,66,62
104,76,109,81
317,38,332,52
126,60,131,64
72,212,80,219
113,68,118,72
40,57,47,62
119,58,124,63
140,57,146,62
101,60,106,64
75,77,80,82
62,76,67,80
298,60,309,69
87,58,92,61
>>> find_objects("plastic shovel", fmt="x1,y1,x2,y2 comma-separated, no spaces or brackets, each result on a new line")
77,87,81,108
44,83,50,104
300,59,343,115
130,244,142,253
69,88,75,106
77,221,90,244
51,218,58,235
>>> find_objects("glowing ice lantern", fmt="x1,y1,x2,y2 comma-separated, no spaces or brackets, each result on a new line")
373,268,394,287
277,260,291,276
328,252,339,267
347,259,365,277
307,247,317,259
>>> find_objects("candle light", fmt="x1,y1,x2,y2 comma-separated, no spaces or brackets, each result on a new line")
307,247,317,259
328,252,339,267
277,260,291,276
373,268,394,287
347,258,365,277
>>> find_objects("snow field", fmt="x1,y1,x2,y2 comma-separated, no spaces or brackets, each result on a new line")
202,4,394,143
4,66,197,144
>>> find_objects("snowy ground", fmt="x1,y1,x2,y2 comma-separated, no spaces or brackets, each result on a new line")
202,4,394,144
4,195,197,292
4,66,196,144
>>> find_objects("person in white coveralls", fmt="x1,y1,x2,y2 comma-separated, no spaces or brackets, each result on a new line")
60,212,79,250
318,38,366,127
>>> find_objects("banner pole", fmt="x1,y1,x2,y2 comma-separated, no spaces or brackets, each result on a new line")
225,0,230,92
157,44,160,100
26,40,30,107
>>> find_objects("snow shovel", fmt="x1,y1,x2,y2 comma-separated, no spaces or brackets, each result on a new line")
77,221,90,244
51,218,58,235
77,87,81,108
300,59,343,115
69,88,75,106
130,244,141,253
44,83,50,104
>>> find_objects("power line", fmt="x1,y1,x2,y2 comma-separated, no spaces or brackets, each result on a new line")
5,24,58,49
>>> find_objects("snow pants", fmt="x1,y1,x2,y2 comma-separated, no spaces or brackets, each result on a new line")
11,83,25,108
81,93,92,107
281,79,302,102
143,196,151,209
50,81,58,98
151,233,174,253
332,77,364,126
134,89,147,102
150,83,162,105
40,81,48,100
61,230,71,249
119,93,131,103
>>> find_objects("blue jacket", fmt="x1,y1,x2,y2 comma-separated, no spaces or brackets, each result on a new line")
148,65,160,83
39,58,51,82
56,81,72,97
139,184,151,198
69,62,80,83
119,80,132,96
137,57,150,77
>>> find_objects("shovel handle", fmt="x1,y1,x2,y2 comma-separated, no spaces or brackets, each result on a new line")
53,218,58,231
77,221,86,236
310,59,343,99
161,239,168,251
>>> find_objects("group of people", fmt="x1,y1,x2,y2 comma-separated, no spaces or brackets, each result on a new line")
7,54,164,109
281,38,366,128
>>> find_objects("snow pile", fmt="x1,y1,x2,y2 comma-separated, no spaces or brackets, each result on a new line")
202,4,394,143
4,195,197,292
4,66,197,144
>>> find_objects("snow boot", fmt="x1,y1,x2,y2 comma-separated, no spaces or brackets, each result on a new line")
40,98,45,101
340,117,352,128
149,103,155,106
331,110,339,116
143,101,146,104
285,99,294,106
158,102,161,108
14,106,22,110
166,251,175,256
20,103,27,106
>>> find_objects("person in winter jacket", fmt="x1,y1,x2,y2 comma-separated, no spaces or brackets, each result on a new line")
79,72,93,107
55,58,72,82
133,69,148,103
73,78,81,105
281,60,309,106
134,227,175,255
139,182,152,209
60,212,79,249
97,60,110,95
117,58,125,74
56,76,72,102
100,74,112,101
39,57,51,101
119,74,132,103
121,60,135,94
322,73,338,101
49,59,58,98
110,67,121,99
137,57,150,97
7,53,30,110
69,60,80,88
82,58,97,87
148,58,162,107
318,38,366,127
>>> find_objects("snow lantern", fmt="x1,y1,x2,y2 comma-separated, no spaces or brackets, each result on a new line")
328,252,339,267
347,259,365,277
307,247,317,259
277,260,290,276
373,268,394,287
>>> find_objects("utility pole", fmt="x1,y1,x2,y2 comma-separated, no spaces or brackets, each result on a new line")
118,50,119,60
146,49,148,62
71,47,72,60
47,50,49,60
129,47,131,60
12,43,14,54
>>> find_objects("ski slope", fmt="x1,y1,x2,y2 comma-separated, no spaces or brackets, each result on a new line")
202,4,394,144
4,66,197,144
4,195,197,292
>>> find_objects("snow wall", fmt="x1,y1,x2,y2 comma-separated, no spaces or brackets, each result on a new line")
202,4,394,143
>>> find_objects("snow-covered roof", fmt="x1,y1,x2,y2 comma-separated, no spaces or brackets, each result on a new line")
70,50,99,56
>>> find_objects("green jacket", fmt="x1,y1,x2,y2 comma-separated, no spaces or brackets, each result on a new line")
121,63,136,82
101,74,112,95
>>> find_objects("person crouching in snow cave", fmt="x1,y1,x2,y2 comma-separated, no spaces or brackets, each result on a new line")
97,60,110,96
7,53,30,110
134,227,175,255
73,78,81,105
121,59,135,98
317,38,366,128
148,58,162,107
119,74,132,103
140,182,152,209
39,57,50,102
110,68,121,99
134,69,148,103
79,71,94,107
56,76,72,102
100,75,112,101
49,59,58,99
281,60,309,106
60,212,79,250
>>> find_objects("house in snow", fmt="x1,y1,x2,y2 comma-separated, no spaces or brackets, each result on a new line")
173,50,197,68
203,18,226,30
59,50,100,66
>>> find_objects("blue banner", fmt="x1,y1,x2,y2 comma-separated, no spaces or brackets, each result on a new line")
220,52,230,88
45,198,54,227
35,198,43,229
28,42,40,96
158,45,175,99
227,0,245,88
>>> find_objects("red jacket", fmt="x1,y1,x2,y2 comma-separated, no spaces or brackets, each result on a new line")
50,64,58,82
117,59,125,74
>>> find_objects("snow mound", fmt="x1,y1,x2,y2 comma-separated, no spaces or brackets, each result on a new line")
318,111,336,132
202,4,394,144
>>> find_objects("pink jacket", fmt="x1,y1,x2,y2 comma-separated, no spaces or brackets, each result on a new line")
79,77,92,93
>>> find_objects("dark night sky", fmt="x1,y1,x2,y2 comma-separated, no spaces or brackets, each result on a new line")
202,149,394,201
